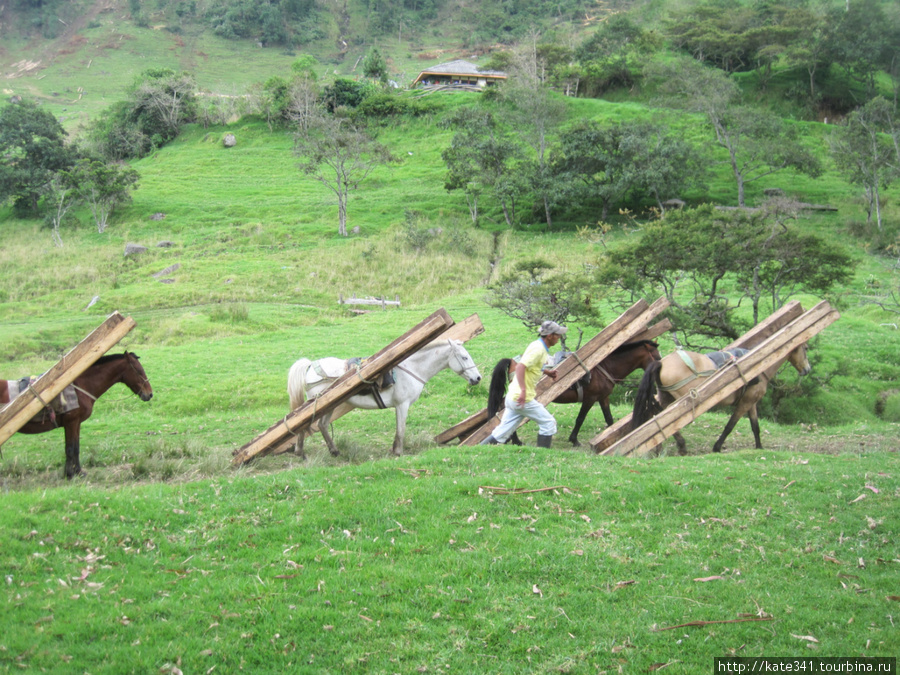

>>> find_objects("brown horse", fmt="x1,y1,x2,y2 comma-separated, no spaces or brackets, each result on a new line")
632,343,810,454
487,340,661,446
0,352,153,479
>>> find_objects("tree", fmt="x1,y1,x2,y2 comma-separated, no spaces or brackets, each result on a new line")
60,159,140,233
500,34,568,230
551,119,702,220
830,97,899,232
293,111,396,236
129,69,197,143
363,48,388,83
650,57,820,206
44,175,79,248
440,107,525,227
0,99,75,215
486,258,601,340
596,204,853,344
85,69,197,160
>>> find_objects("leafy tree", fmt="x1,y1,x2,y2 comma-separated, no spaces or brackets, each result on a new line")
291,54,319,81
577,14,660,96
363,48,388,83
781,5,832,102
665,0,757,73
129,69,197,143
829,97,899,233
440,107,526,227
651,57,820,206
85,69,197,160
0,99,75,216
596,204,853,344
826,0,896,101
60,159,140,233
551,119,702,220
486,258,600,338
293,111,397,236
321,79,372,113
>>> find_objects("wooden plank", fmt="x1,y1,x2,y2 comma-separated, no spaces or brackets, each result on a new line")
591,301,805,454
432,313,484,345
604,301,838,458
460,297,670,445
232,308,455,465
435,312,671,446
0,312,136,446
267,312,486,457
434,408,490,445
629,318,673,344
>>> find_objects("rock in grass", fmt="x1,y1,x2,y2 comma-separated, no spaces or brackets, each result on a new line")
124,243,148,257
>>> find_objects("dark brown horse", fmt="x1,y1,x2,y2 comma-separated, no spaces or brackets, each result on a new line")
0,352,153,479
487,340,661,446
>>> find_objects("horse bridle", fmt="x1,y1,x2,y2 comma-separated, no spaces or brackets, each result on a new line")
448,341,479,380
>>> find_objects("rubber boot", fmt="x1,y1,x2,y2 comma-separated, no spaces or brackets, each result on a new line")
537,434,553,448
480,435,499,445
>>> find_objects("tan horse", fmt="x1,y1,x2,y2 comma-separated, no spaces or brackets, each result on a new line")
632,343,811,454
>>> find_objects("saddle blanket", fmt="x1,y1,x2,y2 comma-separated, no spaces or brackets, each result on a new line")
704,348,750,370
310,359,395,389
4,378,79,421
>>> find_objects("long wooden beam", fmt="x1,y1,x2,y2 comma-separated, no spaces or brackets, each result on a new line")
602,301,838,458
0,312,136,446
460,297,670,446
232,308,456,465
591,301,805,454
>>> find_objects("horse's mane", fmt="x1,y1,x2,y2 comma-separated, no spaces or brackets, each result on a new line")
611,340,658,355
94,352,132,364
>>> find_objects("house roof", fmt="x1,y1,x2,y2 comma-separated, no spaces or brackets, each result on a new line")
413,60,507,84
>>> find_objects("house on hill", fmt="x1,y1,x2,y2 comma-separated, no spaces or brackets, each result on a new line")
411,60,507,90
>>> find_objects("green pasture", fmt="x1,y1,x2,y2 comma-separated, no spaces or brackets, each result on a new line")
1,447,898,673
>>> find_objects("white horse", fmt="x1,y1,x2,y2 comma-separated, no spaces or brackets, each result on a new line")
287,339,482,457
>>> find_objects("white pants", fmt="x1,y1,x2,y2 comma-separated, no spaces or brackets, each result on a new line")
492,395,557,442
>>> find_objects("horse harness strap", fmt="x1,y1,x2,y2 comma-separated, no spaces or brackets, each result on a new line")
72,384,97,401
396,363,426,386
26,382,58,428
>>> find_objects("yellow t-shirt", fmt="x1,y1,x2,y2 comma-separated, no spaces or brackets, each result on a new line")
508,338,551,403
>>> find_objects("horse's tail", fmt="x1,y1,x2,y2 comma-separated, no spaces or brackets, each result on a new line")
487,358,513,418
632,360,664,429
288,358,312,410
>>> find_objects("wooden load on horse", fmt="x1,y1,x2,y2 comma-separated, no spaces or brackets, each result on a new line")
232,309,483,466
592,300,839,457
0,312,151,479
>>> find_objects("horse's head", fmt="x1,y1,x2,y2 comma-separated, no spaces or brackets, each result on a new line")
788,342,811,376
448,340,482,385
123,352,154,401
645,341,662,363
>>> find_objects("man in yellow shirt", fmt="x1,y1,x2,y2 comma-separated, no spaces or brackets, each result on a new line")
481,321,567,448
